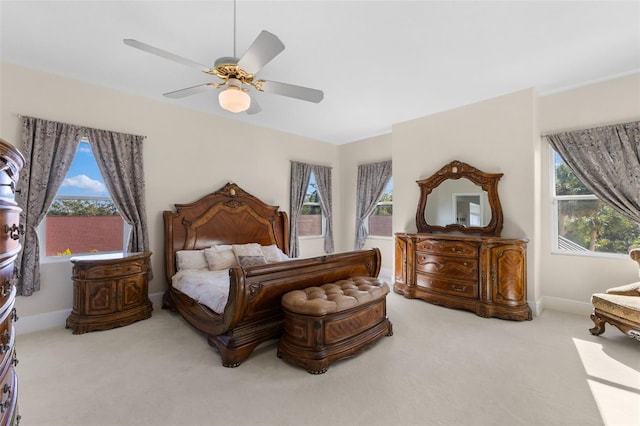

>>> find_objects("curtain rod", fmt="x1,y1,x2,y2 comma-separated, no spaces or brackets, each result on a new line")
541,119,640,138
16,114,147,140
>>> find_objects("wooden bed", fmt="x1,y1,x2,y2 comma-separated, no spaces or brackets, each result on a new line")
163,183,381,367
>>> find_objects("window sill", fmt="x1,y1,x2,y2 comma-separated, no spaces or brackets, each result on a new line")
367,235,394,241
40,251,124,264
550,249,628,260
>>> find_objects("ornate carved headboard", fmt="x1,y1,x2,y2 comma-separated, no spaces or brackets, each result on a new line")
163,183,289,284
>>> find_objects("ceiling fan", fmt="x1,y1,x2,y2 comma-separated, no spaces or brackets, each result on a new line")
123,3,323,114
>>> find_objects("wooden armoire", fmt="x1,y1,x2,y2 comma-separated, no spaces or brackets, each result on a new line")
0,139,24,425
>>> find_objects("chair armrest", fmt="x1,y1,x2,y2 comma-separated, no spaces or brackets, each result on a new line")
606,282,640,296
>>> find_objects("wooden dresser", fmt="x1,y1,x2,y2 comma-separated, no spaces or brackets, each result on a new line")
66,252,152,334
395,233,532,321
0,139,24,425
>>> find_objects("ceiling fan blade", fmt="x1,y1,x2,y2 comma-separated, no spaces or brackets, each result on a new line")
246,98,261,115
123,39,212,73
163,84,215,99
259,81,324,103
237,31,285,75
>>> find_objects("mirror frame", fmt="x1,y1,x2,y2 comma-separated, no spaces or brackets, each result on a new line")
416,160,504,236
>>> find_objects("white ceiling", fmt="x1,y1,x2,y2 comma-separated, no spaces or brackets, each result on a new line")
1,1,639,144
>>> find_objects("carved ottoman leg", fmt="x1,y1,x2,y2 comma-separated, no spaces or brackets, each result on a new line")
386,320,394,337
589,312,606,336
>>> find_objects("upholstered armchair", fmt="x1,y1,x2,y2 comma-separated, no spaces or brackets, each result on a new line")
589,248,640,340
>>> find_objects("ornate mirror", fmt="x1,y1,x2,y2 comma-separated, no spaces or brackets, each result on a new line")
415,160,503,236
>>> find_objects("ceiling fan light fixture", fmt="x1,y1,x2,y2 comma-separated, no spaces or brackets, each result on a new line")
218,84,250,113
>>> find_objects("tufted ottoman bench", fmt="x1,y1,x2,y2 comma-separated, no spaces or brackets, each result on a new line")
277,276,393,374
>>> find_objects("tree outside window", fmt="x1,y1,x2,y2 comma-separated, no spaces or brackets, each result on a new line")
553,150,640,255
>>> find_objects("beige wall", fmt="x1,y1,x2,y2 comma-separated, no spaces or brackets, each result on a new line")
538,73,640,314
0,62,340,325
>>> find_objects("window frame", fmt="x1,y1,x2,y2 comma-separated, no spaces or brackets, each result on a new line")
39,142,130,262
550,148,630,259
297,171,325,238
366,177,393,239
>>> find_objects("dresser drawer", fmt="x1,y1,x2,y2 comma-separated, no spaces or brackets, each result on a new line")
415,254,477,281
416,239,478,257
0,325,15,377
0,208,22,255
0,170,18,203
416,273,478,299
0,295,16,360
0,263,15,309
0,362,17,425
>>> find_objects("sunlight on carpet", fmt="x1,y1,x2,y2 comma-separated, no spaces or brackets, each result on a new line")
573,338,640,425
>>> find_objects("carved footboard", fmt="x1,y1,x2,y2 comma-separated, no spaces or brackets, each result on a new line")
209,248,381,367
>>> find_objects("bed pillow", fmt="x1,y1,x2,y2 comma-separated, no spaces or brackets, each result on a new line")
176,250,208,271
261,244,290,263
237,255,268,268
204,246,238,271
232,243,263,258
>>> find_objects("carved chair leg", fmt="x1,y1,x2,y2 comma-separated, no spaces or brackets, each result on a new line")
589,312,606,336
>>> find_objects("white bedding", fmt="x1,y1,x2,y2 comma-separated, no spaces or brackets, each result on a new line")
172,269,230,314
172,244,292,314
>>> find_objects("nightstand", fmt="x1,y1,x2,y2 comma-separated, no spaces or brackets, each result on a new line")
66,251,152,334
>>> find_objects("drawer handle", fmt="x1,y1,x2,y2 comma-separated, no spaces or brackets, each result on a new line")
11,308,18,322
1,280,11,297
0,344,10,355
451,285,466,292
12,356,18,367
0,383,11,413
4,224,24,240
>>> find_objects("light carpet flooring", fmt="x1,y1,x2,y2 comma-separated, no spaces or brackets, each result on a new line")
15,292,640,426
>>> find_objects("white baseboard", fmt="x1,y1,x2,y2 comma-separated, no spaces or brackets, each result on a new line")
15,308,72,335
15,291,166,336
539,296,592,316
380,267,392,282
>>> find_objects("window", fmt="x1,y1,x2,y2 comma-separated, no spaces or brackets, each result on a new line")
297,172,323,237
552,149,640,256
368,177,393,237
42,141,128,257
